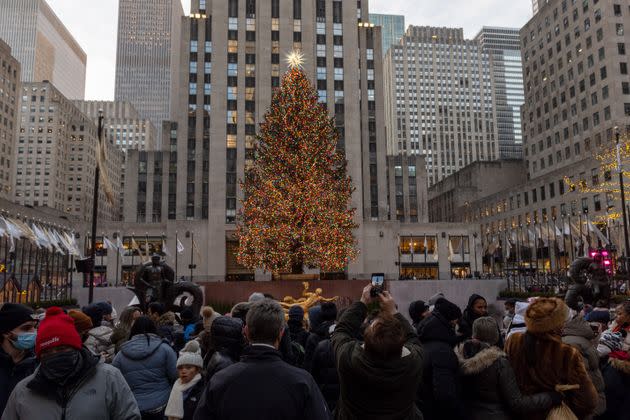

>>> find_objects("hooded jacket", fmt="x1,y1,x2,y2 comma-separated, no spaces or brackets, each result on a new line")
84,325,115,362
599,356,630,420
332,302,423,420
505,332,598,420
561,316,606,417
304,320,335,371
2,348,140,420
456,340,553,420
416,312,463,420
112,333,178,412
193,345,329,420
458,294,486,340
204,317,244,383
0,347,37,414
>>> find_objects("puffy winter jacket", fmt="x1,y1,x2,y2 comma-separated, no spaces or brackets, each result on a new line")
203,316,244,382
84,325,115,362
112,333,178,412
456,339,554,420
2,350,140,420
416,312,463,420
311,338,339,412
599,356,630,420
561,315,606,418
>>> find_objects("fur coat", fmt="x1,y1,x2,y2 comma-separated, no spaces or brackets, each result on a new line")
505,332,598,420
599,356,630,420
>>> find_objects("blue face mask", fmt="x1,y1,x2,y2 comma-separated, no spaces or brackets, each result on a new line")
12,332,37,350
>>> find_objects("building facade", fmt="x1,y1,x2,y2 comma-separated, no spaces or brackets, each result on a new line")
14,82,123,222
115,0,183,147
0,40,20,201
463,0,630,271
383,26,499,186
0,0,86,99
428,160,527,223
475,27,525,159
387,154,429,223
369,14,405,57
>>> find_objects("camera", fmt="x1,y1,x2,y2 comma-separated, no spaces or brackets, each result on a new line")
370,273,385,298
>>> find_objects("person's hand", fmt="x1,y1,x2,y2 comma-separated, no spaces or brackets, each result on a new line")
360,284,373,306
378,291,398,316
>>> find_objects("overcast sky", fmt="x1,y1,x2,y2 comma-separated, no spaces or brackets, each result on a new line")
45,0,531,101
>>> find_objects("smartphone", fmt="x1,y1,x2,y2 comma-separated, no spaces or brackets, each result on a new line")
370,273,385,297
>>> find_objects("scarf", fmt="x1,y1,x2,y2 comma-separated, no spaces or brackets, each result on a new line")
164,373,202,420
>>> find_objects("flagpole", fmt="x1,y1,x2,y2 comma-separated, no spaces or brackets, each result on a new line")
552,217,558,275
88,111,103,304
568,215,575,262
190,231,194,281
115,233,120,287
175,231,179,278
131,235,135,270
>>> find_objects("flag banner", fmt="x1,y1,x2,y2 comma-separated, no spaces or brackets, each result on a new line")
43,227,64,254
1,217,22,240
103,237,116,251
116,236,125,253
423,237,428,259
177,239,185,254
131,238,143,260
192,239,202,261
587,219,610,245
162,239,172,257
448,239,454,262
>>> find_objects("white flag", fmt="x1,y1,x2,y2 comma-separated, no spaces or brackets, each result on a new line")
177,239,185,254
103,237,116,251
587,219,610,245
116,236,125,253
31,224,49,250
162,239,172,257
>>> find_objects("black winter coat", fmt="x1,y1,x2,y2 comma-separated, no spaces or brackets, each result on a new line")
288,320,310,349
331,302,424,420
193,345,329,420
181,378,205,420
599,357,630,420
416,312,463,420
203,316,244,383
304,321,335,371
0,348,37,414
311,338,339,412
456,340,553,420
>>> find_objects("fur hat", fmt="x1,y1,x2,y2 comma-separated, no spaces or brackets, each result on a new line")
524,298,568,334
67,310,93,336
472,316,499,345
177,340,203,368
201,306,219,330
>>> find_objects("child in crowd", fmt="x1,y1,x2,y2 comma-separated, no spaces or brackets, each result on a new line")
165,340,205,420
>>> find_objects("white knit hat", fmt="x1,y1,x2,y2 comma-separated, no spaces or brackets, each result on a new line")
177,340,203,368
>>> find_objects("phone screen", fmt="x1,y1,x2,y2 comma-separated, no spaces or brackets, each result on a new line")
371,274,384,286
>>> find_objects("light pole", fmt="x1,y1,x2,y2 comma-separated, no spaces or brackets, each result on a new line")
88,110,103,304
472,232,478,278
616,130,630,273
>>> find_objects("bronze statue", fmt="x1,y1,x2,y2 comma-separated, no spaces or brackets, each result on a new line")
129,254,203,314
565,256,610,310
280,282,338,317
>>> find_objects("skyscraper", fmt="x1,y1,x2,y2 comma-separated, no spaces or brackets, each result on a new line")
384,26,498,186
0,0,86,100
369,14,405,57
475,27,525,159
115,0,183,147
0,39,20,200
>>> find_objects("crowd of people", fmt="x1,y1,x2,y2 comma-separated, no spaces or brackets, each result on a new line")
1,285,630,419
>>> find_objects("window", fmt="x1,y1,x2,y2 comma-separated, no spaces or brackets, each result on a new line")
619,43,626,55
621,62,628,75
614,4,622,16
617,24,625,36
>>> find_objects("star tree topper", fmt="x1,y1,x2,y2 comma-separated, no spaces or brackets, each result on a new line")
286,50,305,69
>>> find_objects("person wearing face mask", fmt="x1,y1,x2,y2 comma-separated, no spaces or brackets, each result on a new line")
1,306,140,420
0,303,38,414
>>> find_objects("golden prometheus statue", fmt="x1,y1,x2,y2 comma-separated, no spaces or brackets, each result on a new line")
281,282,337,316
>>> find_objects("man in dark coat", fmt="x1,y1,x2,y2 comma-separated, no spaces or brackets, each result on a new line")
0,303,38,414
458,294,488,340
416,297,464,420
310,327,340,412
194,299,329,420
304,302,337,371
332,284,423,420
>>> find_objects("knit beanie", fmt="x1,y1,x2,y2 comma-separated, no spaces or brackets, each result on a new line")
320,302,338,322
434,298,462,321
472,316,500,345
67,310,93,336
201,306,219,330
308,306,323,330
525,298,568,334
248,292,265,303
177,340,203,368
0,303,34,335
35,307,82,357
598,331,623,356
288,305,304,321
584,309,611,325
94,301,113,316
82,304,103,328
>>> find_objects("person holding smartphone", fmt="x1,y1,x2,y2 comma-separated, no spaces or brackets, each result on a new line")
331,283,423,420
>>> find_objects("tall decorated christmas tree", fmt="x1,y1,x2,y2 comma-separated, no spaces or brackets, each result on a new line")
236,52,358,275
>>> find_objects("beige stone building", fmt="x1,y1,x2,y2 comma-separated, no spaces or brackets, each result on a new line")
383,26,499,186
387,154,429,223
0,40,20,201
0,0,86,100
14,82,123,222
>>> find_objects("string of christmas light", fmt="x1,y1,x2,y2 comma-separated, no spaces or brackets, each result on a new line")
235,58,358,274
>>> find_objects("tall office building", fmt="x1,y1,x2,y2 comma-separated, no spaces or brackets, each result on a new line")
0,40,20,200
123,0,389,279
384,26,498,186
369,14,405,57
475,27,525,159
115,0,183,147
14,82,123,222
0,0,86,100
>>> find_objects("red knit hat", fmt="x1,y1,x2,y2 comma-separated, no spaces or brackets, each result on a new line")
35,307,82,357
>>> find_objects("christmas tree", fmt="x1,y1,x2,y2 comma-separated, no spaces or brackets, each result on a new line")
236,53,358,274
